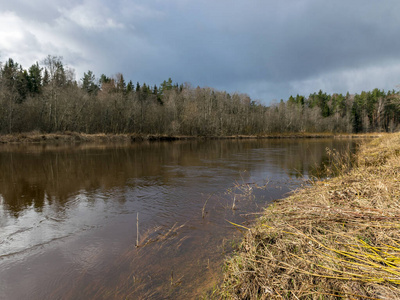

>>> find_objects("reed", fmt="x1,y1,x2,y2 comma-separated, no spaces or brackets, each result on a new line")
219,133,400,299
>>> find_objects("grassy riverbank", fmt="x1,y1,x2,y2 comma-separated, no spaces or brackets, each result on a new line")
0,131,382,144
219,133,400,299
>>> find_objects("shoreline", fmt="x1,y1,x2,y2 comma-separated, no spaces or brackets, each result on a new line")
0,131,383,144
219,133,400,299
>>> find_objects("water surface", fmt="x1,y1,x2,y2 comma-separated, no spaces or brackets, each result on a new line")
0,139,359,299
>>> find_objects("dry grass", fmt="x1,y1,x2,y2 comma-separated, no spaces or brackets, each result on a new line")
0,131,131,143
220,133,400,299
0,131,198,144
0,131,383,144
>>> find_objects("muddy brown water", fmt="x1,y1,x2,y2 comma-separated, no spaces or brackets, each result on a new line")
0,139,360,299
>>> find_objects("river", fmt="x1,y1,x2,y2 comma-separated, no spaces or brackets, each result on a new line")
0,138,359,299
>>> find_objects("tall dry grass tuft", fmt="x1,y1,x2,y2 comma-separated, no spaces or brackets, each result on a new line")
220,133,400,299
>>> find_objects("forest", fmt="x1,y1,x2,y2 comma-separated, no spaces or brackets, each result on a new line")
1,55,400,136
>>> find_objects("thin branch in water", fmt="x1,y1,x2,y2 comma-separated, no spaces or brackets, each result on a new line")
202,194,212,218
232,195,237,210
136,212,139,247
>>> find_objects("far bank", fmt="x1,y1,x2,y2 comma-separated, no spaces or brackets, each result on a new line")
0,131,383,144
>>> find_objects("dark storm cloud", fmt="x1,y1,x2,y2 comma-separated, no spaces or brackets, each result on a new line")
1,0,400,103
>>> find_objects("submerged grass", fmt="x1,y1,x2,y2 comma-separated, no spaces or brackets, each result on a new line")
219,133,400,299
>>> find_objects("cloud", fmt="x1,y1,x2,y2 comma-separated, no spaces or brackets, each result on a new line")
0,11,26,50
0,11,44,65
290,61,400,97
58,1,125,31
1,0,400,103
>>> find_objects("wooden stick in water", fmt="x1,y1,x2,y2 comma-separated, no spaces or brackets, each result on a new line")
136,212,139,247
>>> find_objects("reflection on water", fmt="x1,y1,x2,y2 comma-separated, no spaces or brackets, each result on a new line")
0,139,360,299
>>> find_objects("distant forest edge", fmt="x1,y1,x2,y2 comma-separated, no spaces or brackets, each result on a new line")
1,56,400,136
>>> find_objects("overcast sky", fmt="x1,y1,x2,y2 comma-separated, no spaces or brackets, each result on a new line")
1,0,400,103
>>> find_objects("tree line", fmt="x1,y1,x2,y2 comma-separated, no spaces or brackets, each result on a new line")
1,55,399,136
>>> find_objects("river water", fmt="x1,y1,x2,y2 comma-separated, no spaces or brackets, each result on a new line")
0,138,359,299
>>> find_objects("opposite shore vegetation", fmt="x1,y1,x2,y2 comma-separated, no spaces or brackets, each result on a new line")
1,56,400,136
